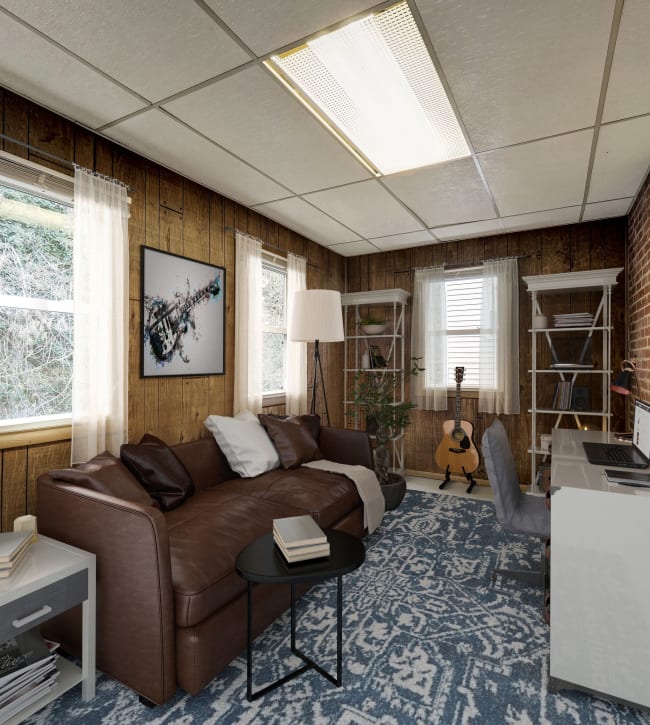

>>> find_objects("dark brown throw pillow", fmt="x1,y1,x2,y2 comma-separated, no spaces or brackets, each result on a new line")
258,414,323,469
49,451,154,507
266,413,321,441
120,434,195,511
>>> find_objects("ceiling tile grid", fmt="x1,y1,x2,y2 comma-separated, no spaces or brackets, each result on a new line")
0,0,648,255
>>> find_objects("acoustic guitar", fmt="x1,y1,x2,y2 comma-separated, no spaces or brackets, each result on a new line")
434,367,480,481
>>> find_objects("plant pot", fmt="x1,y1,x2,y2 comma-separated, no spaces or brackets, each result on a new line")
381,472,406,511
361,323,386,335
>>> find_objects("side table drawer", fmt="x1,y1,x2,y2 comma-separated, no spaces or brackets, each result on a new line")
0,570,88,642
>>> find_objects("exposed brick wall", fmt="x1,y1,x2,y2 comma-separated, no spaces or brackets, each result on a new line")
627,170,650,406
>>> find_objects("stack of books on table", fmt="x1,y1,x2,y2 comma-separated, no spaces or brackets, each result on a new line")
0,531,33,579
273,515,330,563
0,631,59,724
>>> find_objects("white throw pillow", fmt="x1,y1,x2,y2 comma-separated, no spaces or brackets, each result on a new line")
204,414,279,477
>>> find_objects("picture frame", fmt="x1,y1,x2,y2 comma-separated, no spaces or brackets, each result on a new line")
369,344,387,369
141,246,225,377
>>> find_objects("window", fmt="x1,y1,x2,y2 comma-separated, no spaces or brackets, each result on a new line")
445,272,493,388
0,179,73,428
261,258,287,396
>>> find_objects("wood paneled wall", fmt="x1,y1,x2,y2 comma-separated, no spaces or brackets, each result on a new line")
0,88,345,531
345,220,627,485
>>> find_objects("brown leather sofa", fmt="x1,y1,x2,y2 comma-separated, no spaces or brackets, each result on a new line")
36,426,372,705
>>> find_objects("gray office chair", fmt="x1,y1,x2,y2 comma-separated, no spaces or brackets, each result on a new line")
481,419,550,587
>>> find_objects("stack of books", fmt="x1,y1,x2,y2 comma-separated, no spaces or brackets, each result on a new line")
0,631,59,722
552,312,594,328
0,532,33,579
273,515,330,563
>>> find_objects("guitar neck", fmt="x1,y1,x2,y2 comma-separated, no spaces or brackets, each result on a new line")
454,382,462,427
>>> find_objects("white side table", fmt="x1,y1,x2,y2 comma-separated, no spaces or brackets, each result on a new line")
0,535,96,723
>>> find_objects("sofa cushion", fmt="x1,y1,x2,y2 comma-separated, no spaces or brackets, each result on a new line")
120,434,194,511
172,437,238,492
48,451,154,507
258,414,322,469
204,414,279,477
165,489,306,627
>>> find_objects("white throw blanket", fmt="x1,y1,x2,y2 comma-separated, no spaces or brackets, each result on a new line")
303,460,385,534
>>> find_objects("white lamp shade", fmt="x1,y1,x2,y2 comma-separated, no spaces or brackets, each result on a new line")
289,289,344,342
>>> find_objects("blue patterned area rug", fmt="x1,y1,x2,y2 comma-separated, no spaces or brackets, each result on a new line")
27,491,649,725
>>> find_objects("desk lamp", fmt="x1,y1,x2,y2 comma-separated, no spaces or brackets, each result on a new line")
289,289,344,426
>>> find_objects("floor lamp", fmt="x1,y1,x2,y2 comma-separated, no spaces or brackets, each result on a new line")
289,289,344,427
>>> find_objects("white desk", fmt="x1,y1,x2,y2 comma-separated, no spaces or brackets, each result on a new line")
549,429,650,710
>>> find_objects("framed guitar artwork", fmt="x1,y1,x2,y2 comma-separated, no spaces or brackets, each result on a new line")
434,366,480,492
141,246,226,377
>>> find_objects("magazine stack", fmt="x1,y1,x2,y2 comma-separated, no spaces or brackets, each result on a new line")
273,515,330,563
0,631,59,724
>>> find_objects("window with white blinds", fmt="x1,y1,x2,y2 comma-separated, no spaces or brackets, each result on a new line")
444,271,496,389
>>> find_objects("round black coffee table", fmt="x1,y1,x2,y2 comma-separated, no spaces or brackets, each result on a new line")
236,529,365,701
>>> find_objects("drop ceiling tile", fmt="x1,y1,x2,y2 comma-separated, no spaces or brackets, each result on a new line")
500,207,581,233
0,13,144,128
382,158,495,227
417,0,613,150
205,0,377,56
104,109,288,206
478,130,593,217
602,0,650,122
304,180,424,239
1,0,250,101
164,66,371,194
252,197,359,246
326,240,380,256
582,198,633,221
369,231,436,251
588,116,650,203
433,219,505,242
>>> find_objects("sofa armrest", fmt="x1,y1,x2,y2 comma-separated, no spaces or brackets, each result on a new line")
37,477,176,705
318,427,374,469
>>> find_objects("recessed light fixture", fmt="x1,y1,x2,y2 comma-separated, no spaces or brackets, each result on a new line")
264,1,470,176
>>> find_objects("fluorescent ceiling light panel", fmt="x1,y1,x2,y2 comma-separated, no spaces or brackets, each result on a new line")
265,1,470,175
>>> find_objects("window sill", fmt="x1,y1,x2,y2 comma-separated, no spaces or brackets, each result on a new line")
263,392,286,408
0,423,72,450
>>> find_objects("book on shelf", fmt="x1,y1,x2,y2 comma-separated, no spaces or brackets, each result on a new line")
552,380,573,410
272,515,327,549
552,312,594,327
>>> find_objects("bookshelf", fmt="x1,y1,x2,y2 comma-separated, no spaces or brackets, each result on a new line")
523,268,622,492
341,289,409,474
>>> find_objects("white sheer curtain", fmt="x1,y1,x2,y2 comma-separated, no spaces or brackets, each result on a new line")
72,168,129,463
410,267,448,410
234,232,263,415
285,253,307,415
479,258,520,414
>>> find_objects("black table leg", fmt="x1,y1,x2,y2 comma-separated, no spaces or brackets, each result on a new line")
336,574,343,686
246,581,253,701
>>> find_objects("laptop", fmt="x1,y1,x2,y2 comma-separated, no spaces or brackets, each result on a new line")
582,398,650,468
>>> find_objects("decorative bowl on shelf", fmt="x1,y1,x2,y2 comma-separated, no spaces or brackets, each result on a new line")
361,323,387,335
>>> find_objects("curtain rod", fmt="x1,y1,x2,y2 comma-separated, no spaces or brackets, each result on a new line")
228,227,306,261
414,253,530,273
1,132,132,192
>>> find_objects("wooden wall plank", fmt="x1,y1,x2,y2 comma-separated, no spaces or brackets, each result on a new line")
26,441,71,515
2,448,27,532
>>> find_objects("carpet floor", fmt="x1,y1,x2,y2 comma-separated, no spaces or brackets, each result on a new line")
25,491,650,724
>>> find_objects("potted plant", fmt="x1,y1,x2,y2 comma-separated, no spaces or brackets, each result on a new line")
358,315,387,335
348,358,423,510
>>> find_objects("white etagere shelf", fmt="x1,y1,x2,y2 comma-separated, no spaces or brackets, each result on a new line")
523,267,622,491
341,288,409,474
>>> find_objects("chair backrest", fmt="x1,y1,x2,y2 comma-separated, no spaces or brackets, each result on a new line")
481,418,523,531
